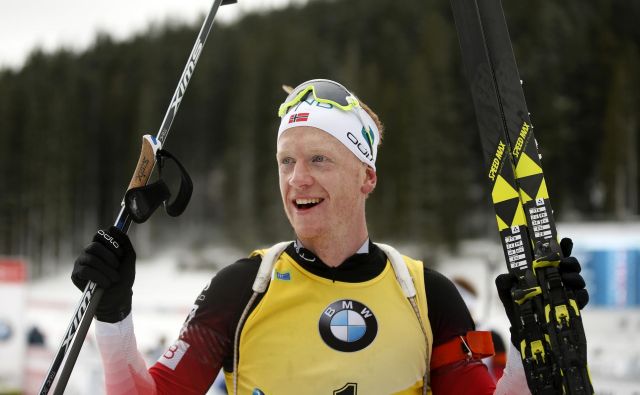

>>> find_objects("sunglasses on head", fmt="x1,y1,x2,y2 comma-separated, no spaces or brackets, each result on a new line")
278,79,361,117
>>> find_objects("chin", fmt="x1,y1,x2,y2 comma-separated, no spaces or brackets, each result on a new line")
292,224,324,241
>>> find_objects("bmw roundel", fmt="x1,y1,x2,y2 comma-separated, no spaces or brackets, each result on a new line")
319,299,377,352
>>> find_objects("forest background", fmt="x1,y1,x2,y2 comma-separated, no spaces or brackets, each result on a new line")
1,0,638,276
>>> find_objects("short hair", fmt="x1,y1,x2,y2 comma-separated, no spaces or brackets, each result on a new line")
360,99,384,143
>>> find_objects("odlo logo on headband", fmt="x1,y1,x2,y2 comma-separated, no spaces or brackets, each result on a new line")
346,126,375,162
318,299,378,352
361,126,375,153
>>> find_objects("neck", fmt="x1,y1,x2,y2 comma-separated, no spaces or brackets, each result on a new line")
298,229,369,267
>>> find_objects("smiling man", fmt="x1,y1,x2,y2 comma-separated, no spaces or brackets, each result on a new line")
277,128,376,266
71,79,588,394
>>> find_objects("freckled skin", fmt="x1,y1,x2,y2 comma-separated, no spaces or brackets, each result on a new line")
276,126,377,267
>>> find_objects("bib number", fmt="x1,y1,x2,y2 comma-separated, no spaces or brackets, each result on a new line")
333,383,357,395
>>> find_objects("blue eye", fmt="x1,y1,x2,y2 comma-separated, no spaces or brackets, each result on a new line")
281,157,294,165
312,155,326,163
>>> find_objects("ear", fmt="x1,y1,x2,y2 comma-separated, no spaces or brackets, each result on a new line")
361,166,377,195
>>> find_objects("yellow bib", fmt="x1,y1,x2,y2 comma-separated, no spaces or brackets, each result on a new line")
225,249,432,395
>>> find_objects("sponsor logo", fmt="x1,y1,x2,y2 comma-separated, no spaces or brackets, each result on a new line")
169,41,203,114
135,156,151,184
294,241,316,262
62,281,97,352
346,132,373,162
98,229,119,249
159,340,190,370
288,112,310,123
159,41,203,143
319,300,377,352
511,122,530,158
361,126,375,153
488,140,506,181
303,96,333,109
196,280,211,301
275,271,291,281
252,389,266,395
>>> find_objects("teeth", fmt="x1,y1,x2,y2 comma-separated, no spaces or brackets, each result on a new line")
296,198,322,205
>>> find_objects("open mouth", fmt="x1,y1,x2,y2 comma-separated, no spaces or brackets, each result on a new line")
294,198,324,210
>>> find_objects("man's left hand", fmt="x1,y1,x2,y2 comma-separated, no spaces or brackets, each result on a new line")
495,237,589,346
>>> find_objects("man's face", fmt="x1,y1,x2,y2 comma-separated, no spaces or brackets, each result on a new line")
276,126,376,241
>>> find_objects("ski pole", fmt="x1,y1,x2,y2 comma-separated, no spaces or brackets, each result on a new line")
39,1,238,393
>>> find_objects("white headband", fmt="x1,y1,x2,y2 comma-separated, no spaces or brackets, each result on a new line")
277,99,380,170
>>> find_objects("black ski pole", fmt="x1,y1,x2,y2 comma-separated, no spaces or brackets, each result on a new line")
39,1,238,393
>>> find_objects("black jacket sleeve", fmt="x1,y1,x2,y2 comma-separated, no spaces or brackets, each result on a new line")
177,255,262,373
424,266,476,347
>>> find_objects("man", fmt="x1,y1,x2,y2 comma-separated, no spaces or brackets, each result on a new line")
72,79,588,394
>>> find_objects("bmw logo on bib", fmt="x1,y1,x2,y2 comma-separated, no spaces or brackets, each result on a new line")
319,299,377,352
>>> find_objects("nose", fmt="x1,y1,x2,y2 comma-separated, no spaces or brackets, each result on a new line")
289,161,314,188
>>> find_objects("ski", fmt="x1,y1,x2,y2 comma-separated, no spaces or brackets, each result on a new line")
38,1,238,394
449,0,593,393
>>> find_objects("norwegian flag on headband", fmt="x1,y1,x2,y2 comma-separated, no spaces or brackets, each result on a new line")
288,112,309,124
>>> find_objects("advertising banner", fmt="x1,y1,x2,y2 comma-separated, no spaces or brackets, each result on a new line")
0,258,27,392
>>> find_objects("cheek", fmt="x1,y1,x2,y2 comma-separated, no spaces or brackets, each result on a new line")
333,172,365,205
278,175,287,200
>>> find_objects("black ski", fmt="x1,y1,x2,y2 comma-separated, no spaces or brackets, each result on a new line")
449,0,593,393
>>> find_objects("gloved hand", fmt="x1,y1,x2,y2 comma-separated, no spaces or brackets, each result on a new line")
495,237,589,347
71,226,136,323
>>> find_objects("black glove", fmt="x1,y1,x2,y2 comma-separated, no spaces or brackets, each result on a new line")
71,226,136,323
496,237,589,347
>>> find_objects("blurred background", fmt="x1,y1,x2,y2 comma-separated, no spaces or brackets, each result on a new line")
0,0,638,393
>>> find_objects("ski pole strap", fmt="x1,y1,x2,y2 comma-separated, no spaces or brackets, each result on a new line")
430,331,494,370
125,181,170,223
124,148,193,223
156,149,193,217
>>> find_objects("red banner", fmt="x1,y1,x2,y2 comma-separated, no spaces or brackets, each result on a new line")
0,259,27,283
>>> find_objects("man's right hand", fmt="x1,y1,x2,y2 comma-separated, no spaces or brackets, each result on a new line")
71,226,136,323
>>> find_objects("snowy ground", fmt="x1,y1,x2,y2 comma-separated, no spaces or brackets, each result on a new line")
4,225,640,393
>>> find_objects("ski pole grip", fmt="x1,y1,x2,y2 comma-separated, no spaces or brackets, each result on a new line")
128,135,162,190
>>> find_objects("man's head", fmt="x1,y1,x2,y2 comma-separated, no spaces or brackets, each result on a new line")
276,79,382,244
278,79,382,169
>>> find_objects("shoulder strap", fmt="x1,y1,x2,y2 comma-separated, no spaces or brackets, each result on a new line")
251,241,418,298
234,241,290,395
375,243,417,298
251,241,292,293
376,243,430,394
